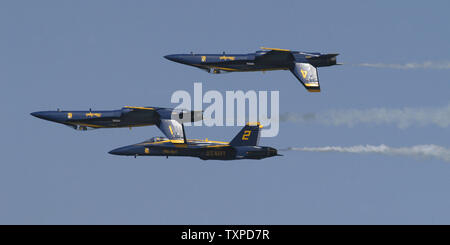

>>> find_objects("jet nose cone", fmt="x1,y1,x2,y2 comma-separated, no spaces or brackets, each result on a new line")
30,111,65,123
30,112,41,118
30,111,50,120
108,149,122,155
164,54,189,64
164,54,178,62
108,145,138,156
109,147,127,155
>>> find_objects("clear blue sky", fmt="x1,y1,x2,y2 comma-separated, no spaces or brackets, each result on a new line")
1,0,449,224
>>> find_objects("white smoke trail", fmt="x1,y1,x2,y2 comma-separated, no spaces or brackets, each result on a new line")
355,61,450,70
282,144,450,162
280,104,450,129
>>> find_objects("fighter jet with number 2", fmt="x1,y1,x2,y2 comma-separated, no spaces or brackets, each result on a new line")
164,47,340,92
109,122,280,160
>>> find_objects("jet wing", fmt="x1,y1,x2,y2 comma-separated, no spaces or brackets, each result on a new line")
157,119,185,141
258,48,294,62
290,62,320,92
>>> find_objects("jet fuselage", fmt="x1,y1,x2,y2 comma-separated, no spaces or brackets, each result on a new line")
164,47,340,92
31,106,201,131
164,50,338,73
109,138,278,160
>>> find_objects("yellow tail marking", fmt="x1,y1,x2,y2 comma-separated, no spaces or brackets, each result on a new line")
242,130,251,140
67,113,72,119
201,56,206,62
246,122,260,126
169,125,173,136
300,69,308,78
307,89,321,92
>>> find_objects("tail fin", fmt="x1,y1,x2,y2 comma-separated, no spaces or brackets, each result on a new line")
157,119,185,141
290,62,320,92
229,122,262,146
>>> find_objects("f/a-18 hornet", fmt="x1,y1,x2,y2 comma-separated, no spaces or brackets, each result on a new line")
109,122,280,160
31,106,202,140
164,47,340,92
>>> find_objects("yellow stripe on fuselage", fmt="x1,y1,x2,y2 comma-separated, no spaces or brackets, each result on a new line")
70,123,155,128
137,139,229,146
72,123,105,128
206,145,230,148
189,139,229,144
209,66,239,71
260,47,291,52
123,106,155,110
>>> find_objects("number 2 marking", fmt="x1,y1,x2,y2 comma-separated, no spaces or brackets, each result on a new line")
242,130,251,140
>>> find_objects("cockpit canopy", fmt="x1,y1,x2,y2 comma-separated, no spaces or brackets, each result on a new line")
255,50,268,56
147,137,169,143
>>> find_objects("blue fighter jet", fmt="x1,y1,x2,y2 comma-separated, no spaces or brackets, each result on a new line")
109,122,280,160
31,106,202,140
164,47,340,92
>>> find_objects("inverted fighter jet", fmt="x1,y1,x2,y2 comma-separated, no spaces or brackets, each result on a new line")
164,47,340,92
31,106,202,140
109,122,280,160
